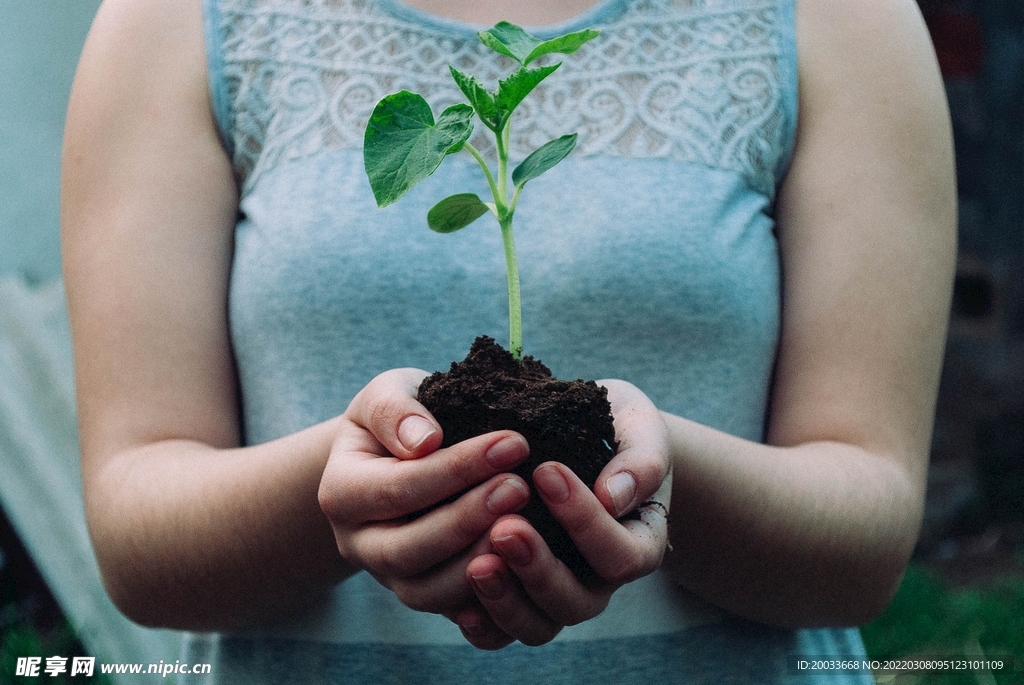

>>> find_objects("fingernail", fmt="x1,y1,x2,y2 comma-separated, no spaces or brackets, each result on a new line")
606,472,637,517
534,464,570,504
486,478,529,515
485,435,529,470
493,534,532,567
457,609,484,636
470,570,506,601
398,415,437,452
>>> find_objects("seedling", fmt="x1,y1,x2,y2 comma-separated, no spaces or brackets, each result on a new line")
363,22,600,361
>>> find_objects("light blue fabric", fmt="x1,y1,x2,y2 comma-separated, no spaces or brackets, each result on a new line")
185,0,876,681
183,620,874,684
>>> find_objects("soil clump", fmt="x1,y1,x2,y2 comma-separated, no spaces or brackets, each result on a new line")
418,336,617,577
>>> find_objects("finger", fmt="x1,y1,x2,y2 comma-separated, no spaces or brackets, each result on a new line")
345,368,442,459
346,474,530,579
452,606,516,651
465,550,564,647
534,462,669,584
477,516,611,629
379,536,494,616
321,430,530,522
595,379,672,518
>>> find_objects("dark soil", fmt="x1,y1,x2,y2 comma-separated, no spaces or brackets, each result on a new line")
418,336,617,578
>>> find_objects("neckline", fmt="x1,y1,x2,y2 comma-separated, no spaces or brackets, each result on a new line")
373,0,628,39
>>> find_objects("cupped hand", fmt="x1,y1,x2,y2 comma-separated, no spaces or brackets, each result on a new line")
459,379,673,648
317,368,533,618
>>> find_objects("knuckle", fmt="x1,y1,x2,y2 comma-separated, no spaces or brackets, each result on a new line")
566,501,604,538
392,579,463,615
525,565,559,598
602,552,647,585
371,540,416,579
372,472,418,517
450,516,481,550
562,607,595,628
442,444,486,490
390,582,434,613
317,480,350,523
559,600,602,628
368,395,403,436
346,376,379,417
518,625,561,647
642,459,671,495
333,535,358,568
338,533,369,570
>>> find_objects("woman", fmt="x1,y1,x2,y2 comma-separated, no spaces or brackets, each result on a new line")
61,0,956,681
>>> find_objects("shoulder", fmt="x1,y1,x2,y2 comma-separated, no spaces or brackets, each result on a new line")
73,0,209,117
794,0,934,51
784,0,953,214
793,0,946,117
87,0,204,45
64,0,223,199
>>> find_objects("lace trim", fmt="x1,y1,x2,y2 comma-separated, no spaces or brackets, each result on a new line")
215,0,793,197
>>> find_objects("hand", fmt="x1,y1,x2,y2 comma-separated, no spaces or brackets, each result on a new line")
318,368,533,617
459,379,672,649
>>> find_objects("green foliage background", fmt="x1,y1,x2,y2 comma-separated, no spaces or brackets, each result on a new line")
861,564,1024,685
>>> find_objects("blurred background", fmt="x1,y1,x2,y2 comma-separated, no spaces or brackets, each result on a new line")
1,0,1022,683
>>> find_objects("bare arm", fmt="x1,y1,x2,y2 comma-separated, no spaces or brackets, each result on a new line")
64,0,537,632
660,0,956,627
454,0,954,641
61,0,358,629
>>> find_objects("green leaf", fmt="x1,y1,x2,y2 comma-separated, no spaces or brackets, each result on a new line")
363,91,474,207
478,21,600,65
495,64,560,114
427,193,490,233
522,28,601,65
512,133,578,188
478,22,540,65
449,66,499,128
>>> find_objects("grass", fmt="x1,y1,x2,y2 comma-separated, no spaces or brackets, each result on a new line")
861,562,1024,685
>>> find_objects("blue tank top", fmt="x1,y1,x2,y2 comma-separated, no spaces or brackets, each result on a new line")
186,0,875,681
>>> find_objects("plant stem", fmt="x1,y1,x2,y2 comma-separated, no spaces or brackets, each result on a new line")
494,119,522,360
463,143,501,212
499,212,523,360
465,121,523,359
495,126,509,208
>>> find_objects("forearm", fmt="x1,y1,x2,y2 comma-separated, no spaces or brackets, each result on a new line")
84,417,354,631
661,412,924,628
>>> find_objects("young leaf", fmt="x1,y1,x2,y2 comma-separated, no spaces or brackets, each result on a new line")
449,66,499,129
364,92,474,207
478,21,600,66
427,193,490,233
478,22,540,65
511,133,577,188
495,64,560,115
522,28,600,65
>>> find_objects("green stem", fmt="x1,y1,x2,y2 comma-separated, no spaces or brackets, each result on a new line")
499,212,523,360
491,119,522,359
468,120,521,359
509,183,524,213
495,129,508,207
463,143,501,211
